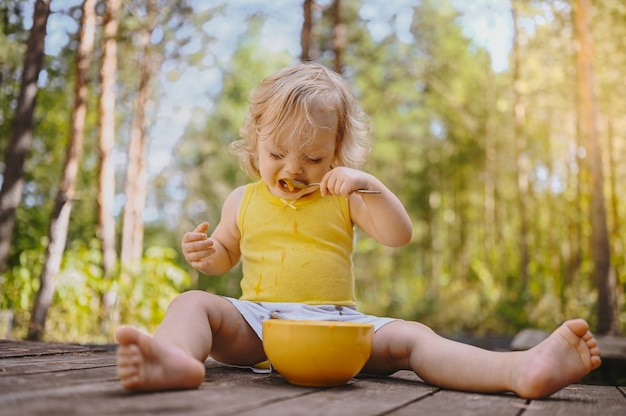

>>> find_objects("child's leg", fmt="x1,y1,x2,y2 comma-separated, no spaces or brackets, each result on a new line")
363,318,601,399
115,291,265,391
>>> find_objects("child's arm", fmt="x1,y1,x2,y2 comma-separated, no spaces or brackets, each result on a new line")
181,186,244,275
320,167,412,247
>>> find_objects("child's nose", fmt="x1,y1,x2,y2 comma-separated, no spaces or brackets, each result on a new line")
284,157,304,175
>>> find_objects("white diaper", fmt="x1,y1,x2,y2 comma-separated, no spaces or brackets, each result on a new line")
223,297,397,340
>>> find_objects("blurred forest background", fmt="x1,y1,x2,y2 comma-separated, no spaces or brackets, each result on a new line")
1,0,624,343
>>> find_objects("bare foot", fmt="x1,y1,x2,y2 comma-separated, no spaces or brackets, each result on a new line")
513,319,601,399
115,326,206,391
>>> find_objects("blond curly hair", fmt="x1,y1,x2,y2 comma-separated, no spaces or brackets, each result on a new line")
230,62,372,178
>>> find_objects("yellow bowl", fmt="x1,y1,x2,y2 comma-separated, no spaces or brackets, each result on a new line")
262,319,374,387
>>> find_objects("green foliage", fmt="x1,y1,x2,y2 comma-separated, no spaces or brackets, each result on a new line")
113,246,192,338
1,239,45,314
0,0,28,156
1,240,191,343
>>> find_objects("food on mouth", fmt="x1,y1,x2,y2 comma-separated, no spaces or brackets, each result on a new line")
280,179,313,191
280,179,296,191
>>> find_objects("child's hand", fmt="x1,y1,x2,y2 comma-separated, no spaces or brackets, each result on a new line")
181,222,216,272
320,167,376,197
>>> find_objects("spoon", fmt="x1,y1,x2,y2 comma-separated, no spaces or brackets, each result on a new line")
285,179,381,194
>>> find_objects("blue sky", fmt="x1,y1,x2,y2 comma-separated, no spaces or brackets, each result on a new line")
37,0,513,70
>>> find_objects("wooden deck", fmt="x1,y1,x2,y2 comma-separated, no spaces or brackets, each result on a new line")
1,339,625,415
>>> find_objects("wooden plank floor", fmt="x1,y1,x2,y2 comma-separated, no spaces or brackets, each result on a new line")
1,339,625,416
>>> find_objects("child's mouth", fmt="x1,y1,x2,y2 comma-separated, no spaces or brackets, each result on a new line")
279,179,297,192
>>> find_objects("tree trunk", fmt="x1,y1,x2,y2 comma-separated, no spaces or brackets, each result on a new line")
97,0,121,335
120,0,157,266
573,0,620,335
511,2,529,288
98,0,120,281
0,0,51,276
606,117,624,310
330,0,345,74
300,0,314,62
483,53,496,266
28,0,96,341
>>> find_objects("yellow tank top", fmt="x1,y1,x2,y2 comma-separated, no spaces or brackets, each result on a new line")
237,181,355,306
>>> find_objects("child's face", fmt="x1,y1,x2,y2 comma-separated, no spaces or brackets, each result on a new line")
258,111,337,199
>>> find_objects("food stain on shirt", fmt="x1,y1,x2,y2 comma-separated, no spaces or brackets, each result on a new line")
277,248,286,285
255,256,266,296
280,248,286,272
254,272,263,296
